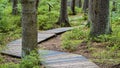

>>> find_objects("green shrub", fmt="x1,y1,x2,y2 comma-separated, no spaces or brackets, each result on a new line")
0,16,20,32
0,55,4,63
92,44,120,64
38,11,59,30
20,51,40,68
110,0,120,25
61,27,89,51
0,51,41,68
69,13,86,27
62,27,89,40
0,2,21,46
0,14,21,46
89,26,120,46
37,0,60,30
62,40,82,51
67,7,73,15
75,7,83,13
0,63,19,68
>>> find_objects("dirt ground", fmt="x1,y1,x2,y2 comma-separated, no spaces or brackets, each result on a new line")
0,54,21,64
38,35,120,68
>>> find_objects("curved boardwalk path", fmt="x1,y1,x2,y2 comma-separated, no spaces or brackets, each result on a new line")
2,27,99,68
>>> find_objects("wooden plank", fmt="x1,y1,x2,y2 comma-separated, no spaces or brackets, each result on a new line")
2,33,55,57
2,45,21,57
42,27,73,34
39,50,99,68
2,47,99,68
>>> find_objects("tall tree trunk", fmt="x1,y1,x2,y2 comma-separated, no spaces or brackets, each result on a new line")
12,0,18,15
36,0,39,10
78,0,82,8
9,0,12,2
21,0,37,57
57,0,70,27
89,0,112,37
112,1,116,11
83,0,89,13
71,0,76,15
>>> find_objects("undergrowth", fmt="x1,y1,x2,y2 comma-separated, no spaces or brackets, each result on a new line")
0,1,21,47
62,24,120,64
61,27,89,51
61,1,120,64
0,51,41,68
37,0,60,30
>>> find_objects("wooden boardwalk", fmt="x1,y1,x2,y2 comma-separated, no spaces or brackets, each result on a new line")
39,50,99,68
1,27,99,68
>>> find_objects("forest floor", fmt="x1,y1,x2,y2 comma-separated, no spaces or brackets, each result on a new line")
1,13,120,68
1,34,119,67
0,54,21,64
38,35,120,68
0,33,120,68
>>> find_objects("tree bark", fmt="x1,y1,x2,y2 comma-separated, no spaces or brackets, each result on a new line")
71,0,76,15
57,0,70,27
89,0,112,37
78,0,82,8
9,0,12,2
12,0,18,15
83,0,89,13
21,0,37,57
36,0,39,10
112,1,116,11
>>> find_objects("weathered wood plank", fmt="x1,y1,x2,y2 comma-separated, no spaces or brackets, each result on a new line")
2,33,55,57
39,50,99,68
42,27,73,34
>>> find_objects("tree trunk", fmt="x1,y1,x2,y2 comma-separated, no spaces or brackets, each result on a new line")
12,0,18,15
78,0,82,8
57,0,70,27
71,0,76,15
21,0,37,57
36,0,39,10
112,1,116,11
83,0,89,13
89,0,112,37
9,0,12,2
